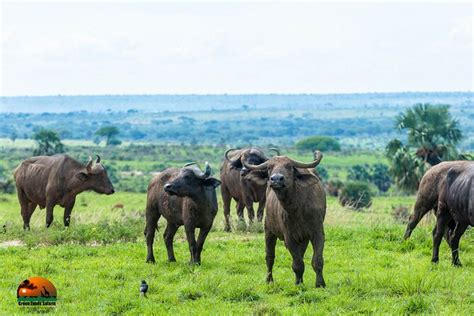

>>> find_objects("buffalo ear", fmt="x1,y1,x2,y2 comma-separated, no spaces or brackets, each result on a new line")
246,170,268,186
294,168,318,187
204,177,221,189
75,172,89,182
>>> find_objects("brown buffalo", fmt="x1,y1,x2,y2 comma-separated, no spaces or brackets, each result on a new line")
145,162,221,264
404,161,473,241
244,151,326,287
14,154,114,229
220,147,279,231
432,165,473,266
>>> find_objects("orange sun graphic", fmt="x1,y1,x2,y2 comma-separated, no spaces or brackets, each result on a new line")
17,277,57,298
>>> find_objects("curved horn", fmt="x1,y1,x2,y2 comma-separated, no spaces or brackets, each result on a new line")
95,155,101,163
192,162,212,179
224,148,241,164
288,151,323,169
86,156,93,173
242,159,269,171
183,162,197,168
269,148,280,156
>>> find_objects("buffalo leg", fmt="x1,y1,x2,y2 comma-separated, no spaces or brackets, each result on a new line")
17,189,31,230
195,225,212,264
265,232,277,283
236,200,245,221
145,206,161,264
63,199,76,227
311,229,326,288
45,201,55,228
256,199,265,222
404,199,433,239
221,186,232,232
244,196,255,224
184,224,198,264
163,223,179,262
431,206,451,264
287,238,307,285
450,222,468,267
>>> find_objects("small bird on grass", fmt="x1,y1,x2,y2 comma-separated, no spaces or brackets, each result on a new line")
140,280,148,298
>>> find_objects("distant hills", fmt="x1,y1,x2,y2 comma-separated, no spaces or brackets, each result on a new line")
1,92,472,113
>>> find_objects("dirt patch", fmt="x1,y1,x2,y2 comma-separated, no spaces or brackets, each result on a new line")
0,240,25,248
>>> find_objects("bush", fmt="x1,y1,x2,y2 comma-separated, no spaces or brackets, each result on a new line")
295,136,341,152
391,205,410,224
325,179,343,197
339,181,372,210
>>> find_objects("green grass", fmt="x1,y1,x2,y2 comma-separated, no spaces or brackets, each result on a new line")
0,192,472,314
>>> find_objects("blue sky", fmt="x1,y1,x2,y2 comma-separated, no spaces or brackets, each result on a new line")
1,1,472,95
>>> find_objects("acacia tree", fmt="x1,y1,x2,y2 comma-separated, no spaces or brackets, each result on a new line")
95,126,120,146
385,103,464,192
32,129,65,156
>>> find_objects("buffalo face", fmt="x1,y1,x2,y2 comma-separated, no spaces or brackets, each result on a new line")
75,155,115,195
164,163,221,198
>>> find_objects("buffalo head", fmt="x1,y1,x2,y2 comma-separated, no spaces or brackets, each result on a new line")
164,162,221,198
243,151,323,194
75,155,115,195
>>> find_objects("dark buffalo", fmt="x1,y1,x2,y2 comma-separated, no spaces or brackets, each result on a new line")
13,154,114,229
220,147,279,231
244,151,327,287
432,165,473,266
145,162,221,264
404,161,473,241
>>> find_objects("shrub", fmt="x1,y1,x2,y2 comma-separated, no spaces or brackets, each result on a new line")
339,181,372,210
295,136,341,152
391,205,410,224
325,179,344,197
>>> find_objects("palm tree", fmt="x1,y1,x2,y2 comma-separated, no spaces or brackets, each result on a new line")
386,104,464,192
395,103,462,165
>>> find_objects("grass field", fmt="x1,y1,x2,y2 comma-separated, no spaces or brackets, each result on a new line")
0,191,472,314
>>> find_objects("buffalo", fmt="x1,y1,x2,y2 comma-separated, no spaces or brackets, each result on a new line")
13,154,114,229
432,165,473,266
220,147,279,231
145,162,221,264
404,161,473,242
243,151,326,287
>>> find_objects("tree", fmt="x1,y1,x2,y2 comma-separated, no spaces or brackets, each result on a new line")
95,126,120,146
347,164,371,182
295,136,341,153
32,129,65,156
395,103,463,165
386,104,464,192
338,181,373,210
370,163,392,193
9,131,18,143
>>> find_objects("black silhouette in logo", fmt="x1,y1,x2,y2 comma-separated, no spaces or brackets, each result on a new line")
41,286,50,298
17,279,38,297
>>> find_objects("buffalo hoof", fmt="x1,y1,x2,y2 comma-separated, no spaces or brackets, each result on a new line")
452,260,462,267
316,280,326,288
168,258,176,262
146,257,156,264
266,273,273,283
224,226,232,233
431,257,439,264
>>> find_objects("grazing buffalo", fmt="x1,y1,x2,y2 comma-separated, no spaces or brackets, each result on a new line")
404,161,473,241
220,147,279,231
13,155,115,229
244,151,327,287
145,162,221,264
432,165,474,266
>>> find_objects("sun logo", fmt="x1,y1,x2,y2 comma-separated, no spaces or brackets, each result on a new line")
17,277,57,306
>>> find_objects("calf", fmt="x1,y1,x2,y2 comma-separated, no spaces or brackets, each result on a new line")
145,162,221,264
244,151,326,287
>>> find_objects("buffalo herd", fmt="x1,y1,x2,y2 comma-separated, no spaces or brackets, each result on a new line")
12,149,473,287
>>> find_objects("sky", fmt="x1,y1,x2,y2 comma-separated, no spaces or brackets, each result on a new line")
1,1,472,96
